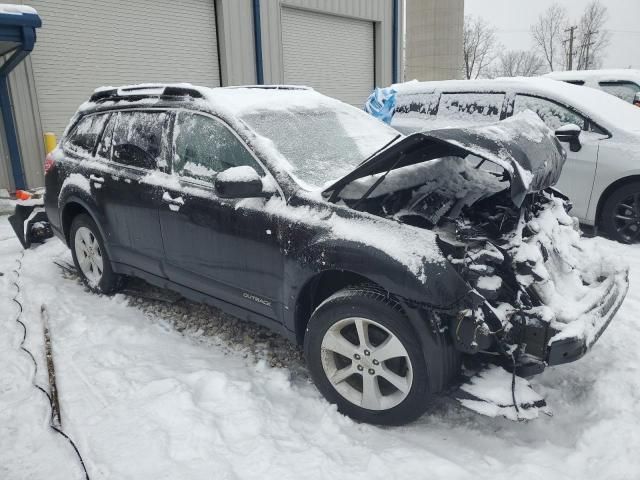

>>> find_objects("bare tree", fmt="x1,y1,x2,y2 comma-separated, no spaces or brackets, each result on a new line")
463,16,499,79
531,3,568,72
575,0,611,70
496,50,546,77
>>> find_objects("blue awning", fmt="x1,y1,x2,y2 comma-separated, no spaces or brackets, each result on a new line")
0,5,42,190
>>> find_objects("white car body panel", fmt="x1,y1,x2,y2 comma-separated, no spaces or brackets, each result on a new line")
388,78,640,226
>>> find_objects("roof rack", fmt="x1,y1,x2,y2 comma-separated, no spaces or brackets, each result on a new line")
89,84,204,103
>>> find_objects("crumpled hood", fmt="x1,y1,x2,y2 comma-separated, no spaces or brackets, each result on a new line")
324,111,566,207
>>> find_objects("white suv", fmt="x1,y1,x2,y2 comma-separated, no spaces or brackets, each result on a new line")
544,69,640,106
372,77,640,243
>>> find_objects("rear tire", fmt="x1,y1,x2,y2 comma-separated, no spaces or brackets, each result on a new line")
304,285,458,425
600,181,640,244
70,214,121,294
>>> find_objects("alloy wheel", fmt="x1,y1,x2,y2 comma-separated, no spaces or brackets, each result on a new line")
320,317,413,411
74,226,104,287
614,193,640,243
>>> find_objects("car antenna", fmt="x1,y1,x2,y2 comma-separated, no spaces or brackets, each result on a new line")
352,152,406,210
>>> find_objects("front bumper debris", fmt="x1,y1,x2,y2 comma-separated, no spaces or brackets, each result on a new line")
546,269,629,365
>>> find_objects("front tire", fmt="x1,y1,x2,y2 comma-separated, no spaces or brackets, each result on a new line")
70,214,121,294
600,181,640,243
304,285,456,425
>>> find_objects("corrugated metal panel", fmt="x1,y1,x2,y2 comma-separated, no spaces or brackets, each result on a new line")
259,0,394,88
282,0,387,21
8,56,45,189
216,0,256,86
0,111,12,192
27,0,220,137
281,7,374,106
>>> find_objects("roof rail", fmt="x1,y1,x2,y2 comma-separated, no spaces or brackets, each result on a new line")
224,85,312,91
89,84,203,103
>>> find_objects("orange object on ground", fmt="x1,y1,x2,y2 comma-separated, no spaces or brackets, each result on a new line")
15,190,32,200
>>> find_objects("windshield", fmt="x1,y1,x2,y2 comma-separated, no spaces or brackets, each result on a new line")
240,106,399,188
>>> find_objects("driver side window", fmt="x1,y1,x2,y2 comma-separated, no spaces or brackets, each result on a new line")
173,112,263,181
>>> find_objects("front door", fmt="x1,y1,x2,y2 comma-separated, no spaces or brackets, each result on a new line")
513,94,605,221
158,111,285,322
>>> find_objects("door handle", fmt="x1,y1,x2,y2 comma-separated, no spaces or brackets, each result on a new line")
89,174,104,184
162,191,184,211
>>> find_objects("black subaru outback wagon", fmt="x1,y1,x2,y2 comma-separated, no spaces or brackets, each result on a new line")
42,84,627,425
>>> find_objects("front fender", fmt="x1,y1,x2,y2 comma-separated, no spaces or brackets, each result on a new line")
300,236,470,309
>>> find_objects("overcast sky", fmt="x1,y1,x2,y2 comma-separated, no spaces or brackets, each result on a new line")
464,0,640,69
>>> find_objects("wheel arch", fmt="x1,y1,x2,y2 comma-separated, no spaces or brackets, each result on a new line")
595,175,640,226
60,197,113,259
293,269,387,345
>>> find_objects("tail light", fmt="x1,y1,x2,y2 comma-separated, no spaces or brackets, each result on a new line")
44,152,55,175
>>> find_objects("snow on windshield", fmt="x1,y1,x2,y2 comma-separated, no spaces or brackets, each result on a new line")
208,88,399,188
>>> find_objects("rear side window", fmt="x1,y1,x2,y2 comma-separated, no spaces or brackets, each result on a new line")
437,93,505,124
111,111,168,170
65,114,109,156
599,81,640,103
394,92,440,118
173,112,263,181
513,95,585,130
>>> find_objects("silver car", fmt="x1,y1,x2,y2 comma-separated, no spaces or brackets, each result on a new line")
375,78,640,243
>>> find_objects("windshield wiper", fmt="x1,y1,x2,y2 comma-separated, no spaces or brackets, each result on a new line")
356,134,401,167
352,153,405,210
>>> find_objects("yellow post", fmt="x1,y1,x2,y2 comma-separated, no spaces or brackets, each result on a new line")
43,132,57,154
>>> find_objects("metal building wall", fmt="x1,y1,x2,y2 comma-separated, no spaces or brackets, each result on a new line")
405,0,464,81
258,0,396,88
8,56,45,189
0,54,44,192
216,0,256,86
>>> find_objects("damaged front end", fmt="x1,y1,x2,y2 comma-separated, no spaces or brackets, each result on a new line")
437,187,628,374
325,112,629,378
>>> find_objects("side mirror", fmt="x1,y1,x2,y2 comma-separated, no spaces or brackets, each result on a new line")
555,124,582,152
634,92,640,108
215,166,266,199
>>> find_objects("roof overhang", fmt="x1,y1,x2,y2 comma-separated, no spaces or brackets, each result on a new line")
0,6,41,75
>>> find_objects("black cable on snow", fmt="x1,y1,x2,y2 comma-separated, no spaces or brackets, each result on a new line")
9,251,90,480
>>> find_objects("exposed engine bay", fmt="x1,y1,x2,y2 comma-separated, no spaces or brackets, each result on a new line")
337,152,628,377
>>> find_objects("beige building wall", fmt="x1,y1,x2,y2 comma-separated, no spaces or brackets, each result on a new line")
404,0,464,81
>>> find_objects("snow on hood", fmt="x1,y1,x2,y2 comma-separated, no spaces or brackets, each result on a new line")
325,111,565,207
394,77,640,135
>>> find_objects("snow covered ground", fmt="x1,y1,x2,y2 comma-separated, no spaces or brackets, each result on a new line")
2,215,640,480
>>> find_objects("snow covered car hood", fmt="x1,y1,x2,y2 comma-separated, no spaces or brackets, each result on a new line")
325,112,566,207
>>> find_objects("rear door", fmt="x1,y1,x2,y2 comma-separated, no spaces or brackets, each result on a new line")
95,110,170,277
54,113,111,230
158,111,285,322
512,94,606,221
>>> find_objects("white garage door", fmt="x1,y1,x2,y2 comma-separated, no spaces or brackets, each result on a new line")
281,8,374,107
28,0,221,136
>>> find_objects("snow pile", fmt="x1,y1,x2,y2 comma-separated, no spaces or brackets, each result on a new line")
503,192,629,346
459,366,550,421
216,165,260,183
3,217,640,478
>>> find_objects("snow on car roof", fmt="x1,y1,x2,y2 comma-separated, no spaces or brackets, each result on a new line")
544,69,640,83
394,77,640,133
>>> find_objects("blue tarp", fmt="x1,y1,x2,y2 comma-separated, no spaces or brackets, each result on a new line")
364,86,397,124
